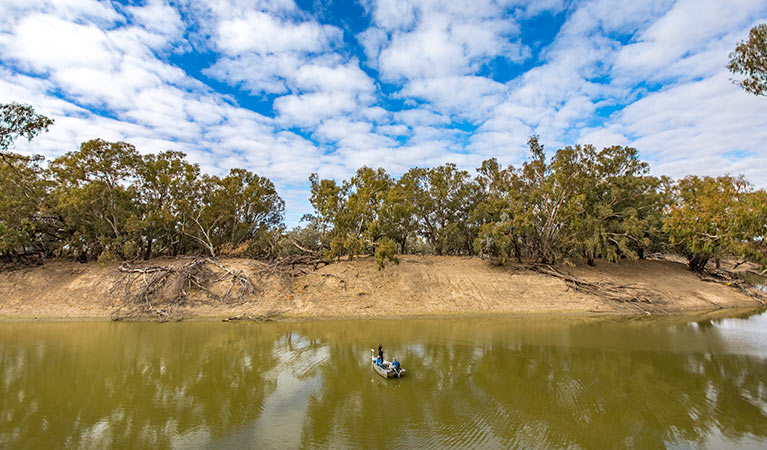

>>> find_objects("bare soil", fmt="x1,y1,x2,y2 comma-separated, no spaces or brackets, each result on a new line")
0,255,762,320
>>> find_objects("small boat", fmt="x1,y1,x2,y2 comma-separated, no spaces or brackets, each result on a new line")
370,349,406,378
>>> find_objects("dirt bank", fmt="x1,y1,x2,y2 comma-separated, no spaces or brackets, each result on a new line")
0,255,762,320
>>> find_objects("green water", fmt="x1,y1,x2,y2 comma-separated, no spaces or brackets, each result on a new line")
2,310,767,449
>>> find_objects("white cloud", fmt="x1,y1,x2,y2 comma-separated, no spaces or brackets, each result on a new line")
6,14,116,72
2,0,767,229
614,0,765,80
401,76,506,120
368,0,528,81
274,92,361,127
216,11,340,54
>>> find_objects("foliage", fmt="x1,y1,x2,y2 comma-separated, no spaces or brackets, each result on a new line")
0,154,50,260
1,103,53,154
728,24,767,96
49,139,141,260
3,101,767,274
402,163,479,256
374,237,399,269
663,176,748,273
733,190,767,270
133,150,200,259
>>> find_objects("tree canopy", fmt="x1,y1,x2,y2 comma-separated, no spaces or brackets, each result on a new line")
1,102,766,276
728,23,767,96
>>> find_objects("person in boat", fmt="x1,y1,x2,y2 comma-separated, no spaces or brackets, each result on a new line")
378,344,384,362
375,355,383,367
391,357,401,375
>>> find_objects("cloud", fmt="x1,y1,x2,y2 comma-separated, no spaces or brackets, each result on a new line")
366,0,528,81
216,11,341,54
614,0,765,79
1,0,766,228
605,73,767,185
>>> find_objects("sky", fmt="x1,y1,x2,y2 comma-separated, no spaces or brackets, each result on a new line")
1,0,765,226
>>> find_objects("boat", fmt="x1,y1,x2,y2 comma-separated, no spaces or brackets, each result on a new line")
370,349,406,378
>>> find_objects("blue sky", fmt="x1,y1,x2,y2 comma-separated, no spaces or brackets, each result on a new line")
1,0,766,225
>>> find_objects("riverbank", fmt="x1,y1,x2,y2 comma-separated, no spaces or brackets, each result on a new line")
0,255,763,320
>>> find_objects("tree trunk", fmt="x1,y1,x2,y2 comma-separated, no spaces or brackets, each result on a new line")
143,238,153,260
687,254,709,274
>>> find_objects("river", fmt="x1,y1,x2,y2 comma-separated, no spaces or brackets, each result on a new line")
1,309,766,449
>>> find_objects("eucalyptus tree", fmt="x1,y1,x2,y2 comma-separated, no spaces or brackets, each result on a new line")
733,189,767,270
728,23,767,96
664,175,748,273
472,158,528,263
572,145,668,265
187,169,284,258
0,154,50,260
0,103,53,261
0,102,53,155
402,163,479,255
134,150,201,258
377,177,418,254
308,167,394,261
514,137,592,264
49,139,141,261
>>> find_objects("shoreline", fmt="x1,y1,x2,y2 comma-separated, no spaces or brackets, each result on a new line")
1,255,763,322
1,305,764,324
1,302,763,324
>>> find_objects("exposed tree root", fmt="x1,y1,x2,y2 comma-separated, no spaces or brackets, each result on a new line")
111,254,328,321
111,258,257,321
528,264,670,314
699,269,767,305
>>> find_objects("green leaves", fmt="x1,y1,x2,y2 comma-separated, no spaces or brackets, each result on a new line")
728,23,767,96
664,175,749,272
3,102,765,273
0,134,285,262
1,103,53,153
475,140,667,265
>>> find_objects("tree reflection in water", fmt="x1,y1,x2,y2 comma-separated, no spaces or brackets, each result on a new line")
1,311,766,449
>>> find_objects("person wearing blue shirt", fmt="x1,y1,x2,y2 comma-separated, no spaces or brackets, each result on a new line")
392,357,401,375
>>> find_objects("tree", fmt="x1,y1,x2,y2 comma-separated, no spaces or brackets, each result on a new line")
473,158,527,264
134,151,201,259
728,23,767,96
733,189,767,270
377,178,418,254
307,167,394,260
0,103,54,262
0,153,50,261
511,137,592,264
664,175,747,273
214,168,284,256
49,139,141,261
474,139,669,266
1,103,53,154
572,146,667,265
186,169,284,258
403,164,479,255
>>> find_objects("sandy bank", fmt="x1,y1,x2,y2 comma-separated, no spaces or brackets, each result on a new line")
0,255,762,320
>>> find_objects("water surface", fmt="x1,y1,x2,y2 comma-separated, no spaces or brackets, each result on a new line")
1,310,767,449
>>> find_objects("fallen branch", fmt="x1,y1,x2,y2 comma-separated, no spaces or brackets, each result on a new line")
222,310,286,322
528,263,668,314
700,269,767,305
111,258,257,320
